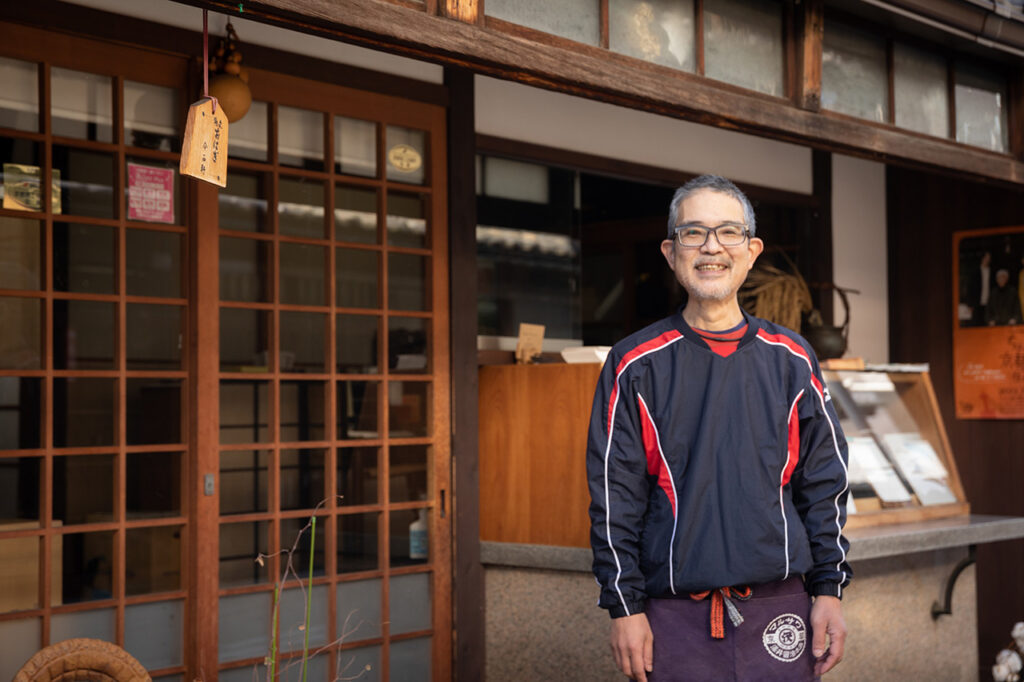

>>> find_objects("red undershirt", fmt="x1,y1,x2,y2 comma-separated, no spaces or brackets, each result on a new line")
694,321,748,357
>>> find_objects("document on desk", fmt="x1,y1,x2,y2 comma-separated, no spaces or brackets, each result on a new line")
846,435,912,503
882,433,958,506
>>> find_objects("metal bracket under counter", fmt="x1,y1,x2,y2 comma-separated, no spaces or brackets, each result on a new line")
481,515,1024,618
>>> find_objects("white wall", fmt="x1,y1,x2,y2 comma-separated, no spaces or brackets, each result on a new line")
66,0,443,83
832,154,888,364
475,75,813,195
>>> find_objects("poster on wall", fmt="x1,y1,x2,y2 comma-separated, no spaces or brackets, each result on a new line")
127,162,175,224
953,226,1024,419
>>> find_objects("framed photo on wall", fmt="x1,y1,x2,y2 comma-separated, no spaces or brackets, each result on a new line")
953,225,1024,419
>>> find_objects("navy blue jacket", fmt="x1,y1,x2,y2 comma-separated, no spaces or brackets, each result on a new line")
587,311,851,618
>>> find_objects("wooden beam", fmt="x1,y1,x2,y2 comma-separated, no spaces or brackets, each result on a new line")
798,0,824,111
172,0,1024,186
441,0,478,24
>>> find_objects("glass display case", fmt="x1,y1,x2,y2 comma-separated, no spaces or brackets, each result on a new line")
824,369,968,528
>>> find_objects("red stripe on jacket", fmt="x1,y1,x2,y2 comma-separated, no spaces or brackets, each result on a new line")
755,329,825,398
783,392,803,486
637,396,677,516
606,330,684,435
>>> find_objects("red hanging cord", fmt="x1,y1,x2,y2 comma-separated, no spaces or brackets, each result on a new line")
202,9,217,114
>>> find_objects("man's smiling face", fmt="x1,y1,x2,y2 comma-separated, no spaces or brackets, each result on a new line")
660,189,764,303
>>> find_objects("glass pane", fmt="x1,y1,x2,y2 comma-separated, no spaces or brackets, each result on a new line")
220,521,269,587
279,106,323,170
336,646,381,682
389,317,428,374
280,311,326,373
52,145,115,218
956,62,1008,152
127,451,182,519
338,381,379,439
389,381,429,438
281,449,326,511
127,228,183,297
279,177,326,239
280,382,326,442
53,378,115,447
125,526,182,595
390,446,428,503
894,43,949,138
0,378,42,450
0,298,42,369
486,0,599,44
62,531,114,603
390,572,431,634
230,100,269,161
337,579,381,639
386,126,427,185
338,512,378,573
609,0,696,72
125,81,180,152
51,67,113,142
54,454,114,524
336,248,379,309
53,222,115,293
334,116,376,178
0,217,42,290
124,600,184,669
387,193,427,248
220,381,271,444
221,308,271,372
704,0,784,96
335,185,378,244
221,237,271,302
280,243,326,306
220,450,269,515
338,447,378,506
391,508,429,567
126,159,179,225
0,57,39,132
0,618,40,682
279,585,328,651
821,21,888,122
0,535,40,612
0,138,47,213
52,607,114,642
53,299,114,369
219,591,271,663
127,304,182,370
337,314,379,374
389,636,431,682
389,253,429,311
221,172,269,233
0,456,40,519
219,667,263,682
127,378,182,445
280,515,325,576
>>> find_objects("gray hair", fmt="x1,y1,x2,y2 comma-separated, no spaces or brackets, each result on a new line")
667,174,757,238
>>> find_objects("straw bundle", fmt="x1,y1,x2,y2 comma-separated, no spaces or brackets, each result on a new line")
740,263,812,333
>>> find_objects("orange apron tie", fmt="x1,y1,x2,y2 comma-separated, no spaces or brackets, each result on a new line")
689,586,752,639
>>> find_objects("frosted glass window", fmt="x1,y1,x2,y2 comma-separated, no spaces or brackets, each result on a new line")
955,63,1008,153
279,585,328,650
124,600,183,670
335,116,376,178
482,157,548,204
278,106,324,170
0,618,40,682
337,578,382,640
894,44,949,138
390,573,431,635
822,22,888,122
390,637,431,682
0,57,39,132
51,68,113,142
486,0,600,45
704,0,784,96
609,0,695,72
337,646,381,682
230,101,268,161
124,81,179,151
52,608,115,642
219,592,271,663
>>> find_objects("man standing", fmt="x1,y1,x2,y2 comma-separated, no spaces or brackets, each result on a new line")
587,175,850,681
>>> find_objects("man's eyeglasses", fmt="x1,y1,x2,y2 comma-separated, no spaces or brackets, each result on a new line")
672,223,751,248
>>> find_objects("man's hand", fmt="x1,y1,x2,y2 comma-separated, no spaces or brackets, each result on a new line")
810,595,846,675
610,612,654,681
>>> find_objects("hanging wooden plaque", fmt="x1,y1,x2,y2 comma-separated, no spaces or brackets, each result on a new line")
179,97,228,187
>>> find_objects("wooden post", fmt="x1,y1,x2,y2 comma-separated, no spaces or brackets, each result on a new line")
797,0,824,112
1008,66,1024,161
442,0,479,24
